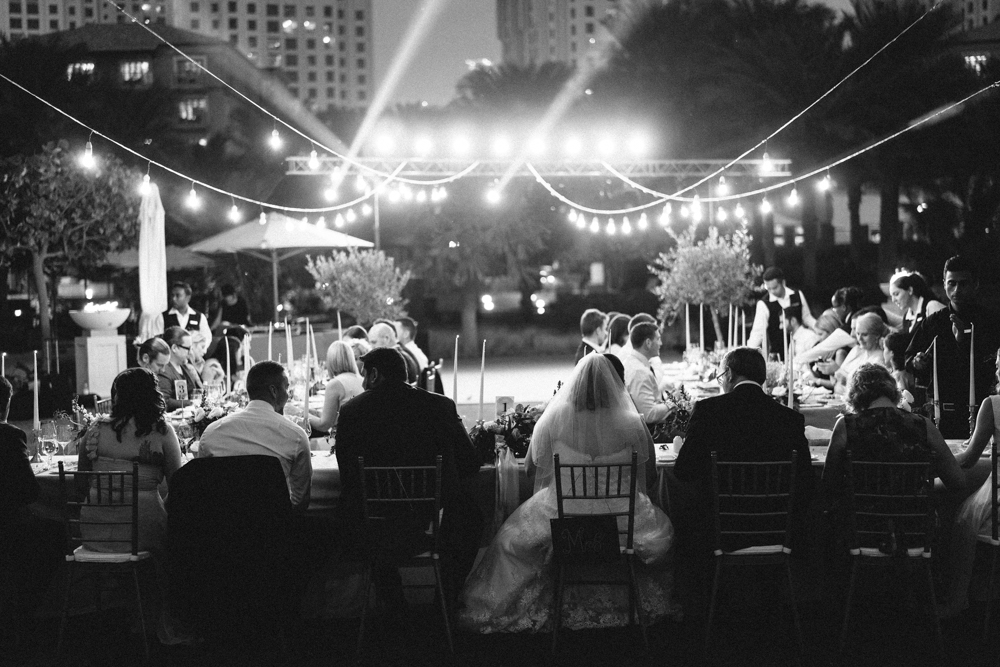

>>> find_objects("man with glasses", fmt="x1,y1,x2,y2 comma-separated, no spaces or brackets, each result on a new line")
157,326,204,410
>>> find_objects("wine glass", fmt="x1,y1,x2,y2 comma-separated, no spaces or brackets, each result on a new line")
55,423,76,456
39,421,58,467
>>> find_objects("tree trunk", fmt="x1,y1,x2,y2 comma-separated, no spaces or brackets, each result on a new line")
460,286,479,356
847,175,864,269
878,172,901,282
711,308,725,350
32,252,51,343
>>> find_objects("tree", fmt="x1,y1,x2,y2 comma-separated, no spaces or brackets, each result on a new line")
0,142,142,341
650,226,761,346
306,248,411,325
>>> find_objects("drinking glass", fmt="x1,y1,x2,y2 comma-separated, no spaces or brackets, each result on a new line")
39,421,58,466
55,423,76,456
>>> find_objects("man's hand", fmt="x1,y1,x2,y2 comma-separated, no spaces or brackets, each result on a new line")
950,313,970,345
911,351,929,372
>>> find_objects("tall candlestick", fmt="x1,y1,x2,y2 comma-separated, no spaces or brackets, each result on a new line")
479,339,486,422
337,311,343,339
224,335,231,396
285,318,293,371
303,321,311,433
685,303,691,352
728,304,733,349
33,350,39,430
267,322,273,361
310,321,320,371
243,334,251,379
787,340,795,409
699,304,705,350
932,337,941,424
969,324,976,426
452,335,459,404
2,352,5,378
742,310,747,346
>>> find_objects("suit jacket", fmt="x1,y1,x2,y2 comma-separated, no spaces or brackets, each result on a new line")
0,422,38,526
157,362,203,410
673,382,815,551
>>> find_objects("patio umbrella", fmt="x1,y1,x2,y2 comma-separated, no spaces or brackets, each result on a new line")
106,245,216,271
187,212,373,322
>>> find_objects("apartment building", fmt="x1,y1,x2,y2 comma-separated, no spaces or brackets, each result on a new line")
496,0,620,68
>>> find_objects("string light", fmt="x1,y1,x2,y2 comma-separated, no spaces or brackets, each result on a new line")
228,202,242,222
760,151,774,175
817,173,832,192
760,197,772,215
259,211,267,225
734,203,746,219
323,186,338,202
307,148,320,170
575,215,586,230
316,216,326,228
355,174,368,192
716,207,728,222
79,137,95,169
568,209,578,223
387,188,401,203
716,176,729,196
590,217,600,233
637,212,648,230
486,188,501,204
691,195,703,222
621,216,632,235
345,208,357,223
605,219,616,235
268,127,282,151
186,183,201,210
680,205,690,219
786,187,800,207
361,203,373,216
660,205,671,226
415,189,427,203
139,173,151,195
334,212,345,228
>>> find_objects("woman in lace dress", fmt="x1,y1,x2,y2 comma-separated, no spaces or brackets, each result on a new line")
459,354,679,633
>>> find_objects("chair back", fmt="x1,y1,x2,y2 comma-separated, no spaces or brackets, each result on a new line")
359,455,443,555
94,398,112,416
843,450,934,558
990,439,999,543
709,452,798,556
552,452,638,553
58,461,140,556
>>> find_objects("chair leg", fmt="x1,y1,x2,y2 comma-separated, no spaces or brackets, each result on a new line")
432,559,455,654
985,548,998,641
56,563,73,659
839,559,859,656
355,564,373,658
131,565,150,664
704,558,722,660
785,560,805,660
550,565,565,655
925,560,943,656
626,556,649,651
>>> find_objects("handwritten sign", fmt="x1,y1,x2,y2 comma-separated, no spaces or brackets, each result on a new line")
550,515,621,565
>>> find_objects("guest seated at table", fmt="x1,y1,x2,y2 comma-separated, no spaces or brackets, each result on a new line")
342,325,367,342
806,313,888,394
394,316,429,371
200,335,242,388
335,347,482,608
822,363,966,512
883,331,917,411
574,308,607,364
622,322,676,427
0,377,64,644
308,341,363,435
76,368,183,553
368,321,419,384
460,354,678,633
604,313,631,358
157,327,203,410
136,337,170,376
799,286,863,369
671,347,815,554
198,361,312,511
940,346,1000,617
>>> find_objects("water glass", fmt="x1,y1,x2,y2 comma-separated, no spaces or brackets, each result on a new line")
39,421,58,466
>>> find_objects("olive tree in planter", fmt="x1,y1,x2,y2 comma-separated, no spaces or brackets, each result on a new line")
306,247,411,326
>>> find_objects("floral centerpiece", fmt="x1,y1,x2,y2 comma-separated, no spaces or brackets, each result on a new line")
190,392,244,439
651,385,695,442
470,403,545,463
765,360,803,408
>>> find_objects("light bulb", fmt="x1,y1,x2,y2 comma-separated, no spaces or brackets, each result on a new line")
355,175,367,192
186,185,201,210
575,215,586,230
228,204,241,222
485,189,501,204
590,217,600,233
269,128,282,151
345,208,357,223
401,185,414,202
817,174,832,192
308,149,320,170
717,177,729,196
568,209,578,223
735,203,746,219
323,187,338,201
438,187,447,200
316,216,326,228
760,197,772,215
786,188,800,207
79,141,95,169
680,205,690,219
716,207,728,222
334,213,345,228
691,196,703,222
621,217,632,235
760,151,774,174
415,189,427,203
259,211,267,225
606,219,616,236
387,188,401,203
361,203,373,216
638,212,648,230
139,174,150,195
660,205,671,226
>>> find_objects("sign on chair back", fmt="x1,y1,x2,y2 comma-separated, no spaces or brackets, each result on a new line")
839,450,939,656
705,452,802,661
549,451,646,655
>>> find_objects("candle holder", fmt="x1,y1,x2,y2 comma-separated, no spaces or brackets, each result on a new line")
29,428,41,463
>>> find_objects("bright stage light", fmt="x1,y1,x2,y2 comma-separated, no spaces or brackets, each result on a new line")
416,189,427,203
355,175,368,192
786,188,800,207
387,188,401,203
450,134,471,156
228,204,242,223
485,188,501,204
575,215,586,230
323,187,338,201
374,134,395,155
308,149,320,170
268,128,283,151
627,132,648,157
491,135,511,158
597,135,615,158
563,135,582,157
400,185,414,202
527,135,546,157
414,136,433,156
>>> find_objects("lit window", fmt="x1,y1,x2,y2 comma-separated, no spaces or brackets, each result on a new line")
965,53,988,75
174,56,205,84
178,97,207,123
120,60,151,84
66,61,95,81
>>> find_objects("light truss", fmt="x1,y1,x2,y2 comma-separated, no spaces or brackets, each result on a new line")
286,156,792,179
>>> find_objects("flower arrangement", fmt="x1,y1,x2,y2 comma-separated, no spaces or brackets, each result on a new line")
190,393,243,439
471,403,545,462
683,347,726,382
651,385,695,442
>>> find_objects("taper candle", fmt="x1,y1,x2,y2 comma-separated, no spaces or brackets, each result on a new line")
337,311,343,339
267,322,273,361
224,335,231,396
243,334,251,378
2,352,5,378
969,324,975,409
479,339,486,422
699,304,705,350
452,335,459,403
310,321,320,371
303,322,311,432
742,310,746,346
728,304,734,349
685,303,691,352
33,350,39,430
285,318,293,371
933,337,941,424
787,340,795,409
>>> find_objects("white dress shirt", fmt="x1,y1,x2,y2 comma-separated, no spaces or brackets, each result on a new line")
747,288,815,351
404,340,429,370
622,349,673,424
198,400,312,508
151,307,214,346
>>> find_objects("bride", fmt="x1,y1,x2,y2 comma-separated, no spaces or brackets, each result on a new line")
459,354,679,633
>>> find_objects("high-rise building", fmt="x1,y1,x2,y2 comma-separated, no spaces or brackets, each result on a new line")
953,0,999,30
0,0,372,111
496,0,620,68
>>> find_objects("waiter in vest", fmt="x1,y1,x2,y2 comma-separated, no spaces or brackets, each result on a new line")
151,281,214,347
747,267,816,361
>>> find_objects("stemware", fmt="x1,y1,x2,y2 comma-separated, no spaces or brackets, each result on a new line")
55,422,76,456
39,421,58,466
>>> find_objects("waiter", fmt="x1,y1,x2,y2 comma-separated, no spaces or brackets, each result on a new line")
747,267,816,361
151,281,213,347
906,256,1000,438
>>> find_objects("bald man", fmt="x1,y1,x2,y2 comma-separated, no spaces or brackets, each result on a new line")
368,321,419,384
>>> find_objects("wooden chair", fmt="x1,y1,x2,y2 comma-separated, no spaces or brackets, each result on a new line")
839,452,940,654
979,439,999,639
56,461,151,663
705,452,803,660
93,397,112,415
550,451,647,654
356,455,452,655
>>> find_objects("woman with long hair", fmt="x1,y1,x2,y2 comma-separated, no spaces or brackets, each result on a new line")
889,270,946,335
308,341,364,435
76,368,182,552
460,354,678,633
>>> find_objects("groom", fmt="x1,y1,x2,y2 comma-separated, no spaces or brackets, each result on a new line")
335,347,483,606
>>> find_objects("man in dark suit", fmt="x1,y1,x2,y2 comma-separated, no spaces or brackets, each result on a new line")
335,347,483,606
156,326,203,410
672,347,815,551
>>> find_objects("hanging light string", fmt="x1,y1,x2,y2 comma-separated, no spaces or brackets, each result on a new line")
0,70,410,213
597,0,947,203
102,0,474,187
528,77,1000,215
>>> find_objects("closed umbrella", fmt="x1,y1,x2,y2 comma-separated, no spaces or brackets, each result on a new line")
137,184,167,341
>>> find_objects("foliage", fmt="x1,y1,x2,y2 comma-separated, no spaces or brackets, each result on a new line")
306,248,411,325
650,226,761,324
